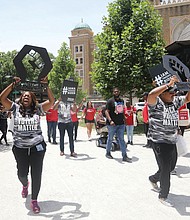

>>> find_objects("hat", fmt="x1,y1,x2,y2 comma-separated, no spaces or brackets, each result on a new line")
142,92,149,97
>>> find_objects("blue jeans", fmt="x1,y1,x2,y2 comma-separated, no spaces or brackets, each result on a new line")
58,122,74,153
47,121,57,142
126,125,134,142
106,124,126,157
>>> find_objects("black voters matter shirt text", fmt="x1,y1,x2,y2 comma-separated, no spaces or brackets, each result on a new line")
11,102,44,148
148,96,185,144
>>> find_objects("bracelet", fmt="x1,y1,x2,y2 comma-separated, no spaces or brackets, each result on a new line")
165,84,170,89
109,119,112,123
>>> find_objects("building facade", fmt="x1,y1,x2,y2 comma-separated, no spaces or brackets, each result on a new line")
69,21,96,97
151,0,190,44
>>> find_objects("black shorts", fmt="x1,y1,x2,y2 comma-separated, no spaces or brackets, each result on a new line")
85,119,95,123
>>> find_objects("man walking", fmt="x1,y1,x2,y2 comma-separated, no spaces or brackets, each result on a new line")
105,87,132,162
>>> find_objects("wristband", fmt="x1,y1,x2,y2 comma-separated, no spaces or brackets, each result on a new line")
165,84,170,89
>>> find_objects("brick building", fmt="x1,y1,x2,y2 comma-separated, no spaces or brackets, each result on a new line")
69,21,96,97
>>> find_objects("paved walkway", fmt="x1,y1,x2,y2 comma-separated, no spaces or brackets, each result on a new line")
0,116,190,220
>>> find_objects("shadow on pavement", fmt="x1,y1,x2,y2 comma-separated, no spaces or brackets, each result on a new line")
65,153,96,161
170,193,190,216
25,198,90,219
176,165,190,176
0,143,12,153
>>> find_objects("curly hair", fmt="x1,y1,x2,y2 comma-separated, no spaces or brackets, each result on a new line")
17,91,38,117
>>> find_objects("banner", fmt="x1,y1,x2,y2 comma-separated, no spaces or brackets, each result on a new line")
61,80,78,103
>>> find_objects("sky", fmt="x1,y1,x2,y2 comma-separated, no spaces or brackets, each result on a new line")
0,0,112,56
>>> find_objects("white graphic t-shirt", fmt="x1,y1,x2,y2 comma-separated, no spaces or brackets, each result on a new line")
148,96,185,144
11,102,44,148
58,101,72,123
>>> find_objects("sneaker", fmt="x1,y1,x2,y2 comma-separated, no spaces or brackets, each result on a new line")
31,200,40,213
106,152,113,159
122,155,132,163
127,141,130,144
60,152,64,156
149,178,160,192
130,141,133,145
52,141,58,144
21,182,29,198
70,152,77,157
159,198,174,207
143,144,151,148
48,137,51,143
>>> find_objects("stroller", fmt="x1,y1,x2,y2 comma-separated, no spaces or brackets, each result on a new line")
95,116,120,151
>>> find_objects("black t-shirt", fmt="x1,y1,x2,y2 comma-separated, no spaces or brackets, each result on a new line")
106,97,125,125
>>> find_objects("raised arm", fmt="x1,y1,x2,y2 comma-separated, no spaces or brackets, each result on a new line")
0,77,21,110
147,76,179,105
40,77,55,112
77,98,86,110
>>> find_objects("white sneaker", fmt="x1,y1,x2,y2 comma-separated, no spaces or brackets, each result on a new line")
149,179,160,192
159,198,174,207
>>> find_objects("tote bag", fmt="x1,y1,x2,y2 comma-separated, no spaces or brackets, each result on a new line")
176,134,188,157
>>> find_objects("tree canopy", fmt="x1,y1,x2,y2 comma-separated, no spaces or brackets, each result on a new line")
91,0,165,99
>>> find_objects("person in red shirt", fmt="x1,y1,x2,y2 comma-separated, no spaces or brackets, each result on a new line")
124,99,136,145
70,98,85,141
80,101,96,141
142,92,151,148
46,106,58,144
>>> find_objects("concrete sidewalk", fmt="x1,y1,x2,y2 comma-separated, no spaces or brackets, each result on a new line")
0,116,190,220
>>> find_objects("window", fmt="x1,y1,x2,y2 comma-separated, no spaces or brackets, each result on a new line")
80,58,83,64
75,58,78,64
80,46,83,52
75,46,78,52
80,70,84,77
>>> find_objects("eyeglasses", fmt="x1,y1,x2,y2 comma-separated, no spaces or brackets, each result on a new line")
168,91,176,94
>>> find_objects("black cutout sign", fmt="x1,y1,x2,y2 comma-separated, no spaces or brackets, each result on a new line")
13,45,53,92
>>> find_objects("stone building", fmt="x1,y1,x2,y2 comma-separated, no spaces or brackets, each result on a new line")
151,0,190,44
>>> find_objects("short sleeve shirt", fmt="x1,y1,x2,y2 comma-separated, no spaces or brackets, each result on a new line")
106,97,125,125
148,96,185,144
58,101,72,123
11,102,44,148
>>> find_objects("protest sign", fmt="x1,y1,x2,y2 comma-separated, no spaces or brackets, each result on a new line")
61,80,78,103
13,45,52,92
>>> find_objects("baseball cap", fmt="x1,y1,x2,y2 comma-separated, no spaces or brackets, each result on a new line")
142,92,149,97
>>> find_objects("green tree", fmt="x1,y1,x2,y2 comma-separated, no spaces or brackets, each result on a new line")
91,0,165,99
48,42,81,100
0,50,18,92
